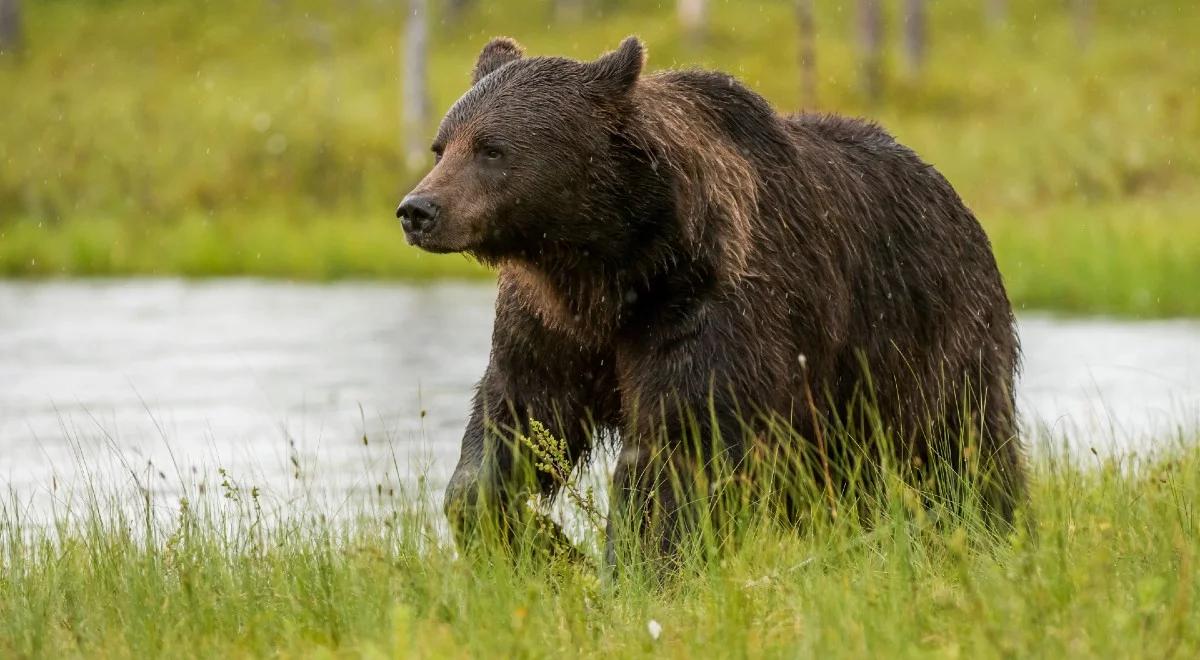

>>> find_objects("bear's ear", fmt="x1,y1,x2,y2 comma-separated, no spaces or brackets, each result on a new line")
472,37,524,85
588,36,645,94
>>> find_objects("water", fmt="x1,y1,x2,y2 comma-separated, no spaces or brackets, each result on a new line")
2,280,1198,514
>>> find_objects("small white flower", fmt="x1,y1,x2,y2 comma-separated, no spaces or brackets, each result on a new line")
647,619,662,641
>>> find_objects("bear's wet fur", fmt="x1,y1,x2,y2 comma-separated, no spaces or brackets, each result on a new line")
400,36,1027,563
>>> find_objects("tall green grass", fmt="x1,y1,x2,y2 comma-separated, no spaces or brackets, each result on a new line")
2,431,1197,657
2,0,1198,315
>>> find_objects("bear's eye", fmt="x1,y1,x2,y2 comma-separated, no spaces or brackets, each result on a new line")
481,146,504,161
431,146,444,163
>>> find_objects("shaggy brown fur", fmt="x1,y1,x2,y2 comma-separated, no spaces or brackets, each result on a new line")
397,37,1027,564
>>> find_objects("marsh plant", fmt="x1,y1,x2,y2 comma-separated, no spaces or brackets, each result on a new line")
1,419,1198,656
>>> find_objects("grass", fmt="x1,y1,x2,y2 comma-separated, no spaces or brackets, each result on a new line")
992,191,1200,317
0,214,486,280
1,0,1198,314
2,429,1198,658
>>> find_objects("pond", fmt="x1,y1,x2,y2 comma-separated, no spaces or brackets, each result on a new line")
2,280,1198,515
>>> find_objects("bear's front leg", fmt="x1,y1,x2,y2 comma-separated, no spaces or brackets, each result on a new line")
605,442,708,573
444,283,619,562
606,326,763,573
444,376,593,563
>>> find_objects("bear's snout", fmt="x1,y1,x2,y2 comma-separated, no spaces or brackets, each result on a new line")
396,194,441,240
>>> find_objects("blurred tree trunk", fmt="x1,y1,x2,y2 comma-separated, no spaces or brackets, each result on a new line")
402,0,430,170
901,0,926,77
0,0,21,55
678,0,706,46
985,0,1007,28
1071,0,1092,49
857,0,884,103
796,0,817,108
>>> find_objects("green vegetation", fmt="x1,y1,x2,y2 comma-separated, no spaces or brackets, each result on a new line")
2,0,1198,315
2,431,1198,658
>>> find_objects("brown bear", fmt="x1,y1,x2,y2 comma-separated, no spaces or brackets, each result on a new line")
397,36,1027,564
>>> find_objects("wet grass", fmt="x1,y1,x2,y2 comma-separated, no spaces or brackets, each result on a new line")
2,432,1198,658
0,213,488,280
1,0,1198,315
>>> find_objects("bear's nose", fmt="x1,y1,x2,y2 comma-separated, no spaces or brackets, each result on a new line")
396,195,440,235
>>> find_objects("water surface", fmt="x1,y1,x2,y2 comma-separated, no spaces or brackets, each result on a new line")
2,280,1197,512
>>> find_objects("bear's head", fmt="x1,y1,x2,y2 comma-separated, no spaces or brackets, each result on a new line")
396,37,653,262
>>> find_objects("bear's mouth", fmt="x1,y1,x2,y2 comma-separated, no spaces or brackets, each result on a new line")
405,231,457,254
404,224,477,254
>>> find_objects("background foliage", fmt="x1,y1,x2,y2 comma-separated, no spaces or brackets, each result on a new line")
1,0,1197,314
